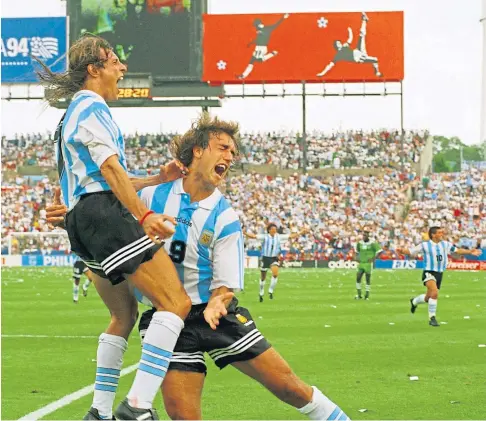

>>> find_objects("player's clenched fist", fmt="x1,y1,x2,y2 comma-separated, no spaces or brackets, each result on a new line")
46,187,68,228
142,213,177,243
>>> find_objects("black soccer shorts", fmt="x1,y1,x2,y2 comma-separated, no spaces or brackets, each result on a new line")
260,256,280,272
422,270,444,289
65,192,162,285
73,260,88,279
139,298,271,374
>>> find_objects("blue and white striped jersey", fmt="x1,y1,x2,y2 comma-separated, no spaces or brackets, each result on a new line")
59,90,127,210
138,179,244,304
410,240,457,272
257,233,289,257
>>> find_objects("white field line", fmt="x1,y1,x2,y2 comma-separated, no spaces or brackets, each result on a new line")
18,363,138,420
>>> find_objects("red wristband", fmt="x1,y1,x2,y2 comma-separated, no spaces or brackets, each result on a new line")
139,210,154,225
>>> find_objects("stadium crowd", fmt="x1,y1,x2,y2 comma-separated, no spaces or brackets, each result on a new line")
2,129,426,172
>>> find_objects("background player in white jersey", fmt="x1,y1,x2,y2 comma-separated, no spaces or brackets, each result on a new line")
245,223,307,302
47,113,349,421
36,34,192,420
399,226,480,327
72,255,93,303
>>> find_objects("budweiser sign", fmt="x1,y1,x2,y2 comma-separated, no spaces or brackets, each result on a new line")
447,261,483,271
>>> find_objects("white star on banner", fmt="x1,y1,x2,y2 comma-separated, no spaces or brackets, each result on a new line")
317,17,328,28
216,60,227,70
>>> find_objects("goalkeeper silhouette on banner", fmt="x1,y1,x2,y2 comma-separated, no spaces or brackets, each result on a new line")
317,12,383,78
237,13,289,80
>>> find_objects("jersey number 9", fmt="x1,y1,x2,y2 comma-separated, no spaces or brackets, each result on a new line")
169,240,186,264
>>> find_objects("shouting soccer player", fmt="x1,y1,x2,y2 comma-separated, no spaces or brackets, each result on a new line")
47,113,350,421
398,226,480,327
245,223,307,302
237,13,289,80
354,230,382,300
36,33,194,420
316,12,383,78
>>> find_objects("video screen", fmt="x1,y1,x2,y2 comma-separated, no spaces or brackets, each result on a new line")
73,0,193,77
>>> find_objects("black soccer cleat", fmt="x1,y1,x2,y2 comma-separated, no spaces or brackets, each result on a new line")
114,398,159,420
354,295,362,300
269,292,274,300
83,407,115,420
259,295,263,303
410,298,417,314
429,316,440,327
83,288,88,297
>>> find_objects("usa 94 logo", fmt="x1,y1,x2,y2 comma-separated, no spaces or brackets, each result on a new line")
1,36,59,60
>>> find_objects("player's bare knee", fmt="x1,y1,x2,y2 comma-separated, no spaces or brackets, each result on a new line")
165,397,199,420
152,293,191,319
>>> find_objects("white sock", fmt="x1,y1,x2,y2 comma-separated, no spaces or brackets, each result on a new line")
356,282,362,291
259,279,265,296
242,64,253,78
365,284,371,292
413,294,426,306
93,333,128,419
269,276,278,294
127,311,184,409
83,279,91,290
428,298,438,318
73,283,79,300
298,386,349,420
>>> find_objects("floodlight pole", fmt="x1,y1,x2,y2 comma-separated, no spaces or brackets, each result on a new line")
481,0,486,148
400,80,405,172
302,82,308,173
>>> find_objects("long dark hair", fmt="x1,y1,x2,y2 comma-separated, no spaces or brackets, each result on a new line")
34,34,112,106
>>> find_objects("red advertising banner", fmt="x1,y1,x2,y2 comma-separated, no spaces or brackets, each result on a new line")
202,11,404,84
447,261,486,271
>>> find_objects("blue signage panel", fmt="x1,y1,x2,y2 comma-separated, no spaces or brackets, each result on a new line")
1,17,67,83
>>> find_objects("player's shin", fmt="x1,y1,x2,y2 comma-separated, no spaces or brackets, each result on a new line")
269,276,278,294
73,277,80,301
92,333,128,419
127,311,184,409
428,298,438,319
298,386,350,420
413,293,426,306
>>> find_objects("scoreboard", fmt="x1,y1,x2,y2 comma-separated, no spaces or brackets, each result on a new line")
68,0,205,80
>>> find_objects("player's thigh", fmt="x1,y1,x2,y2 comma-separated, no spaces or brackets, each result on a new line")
162,370,205,421
91,273,138,329
126,247,191,317
232,348,312,405
270,263,279,277
424,279,439,297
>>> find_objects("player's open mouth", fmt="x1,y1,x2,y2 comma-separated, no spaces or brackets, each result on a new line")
117,76,124,84
214,164,227,176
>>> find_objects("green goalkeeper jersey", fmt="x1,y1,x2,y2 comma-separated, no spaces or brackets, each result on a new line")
356,241,381,263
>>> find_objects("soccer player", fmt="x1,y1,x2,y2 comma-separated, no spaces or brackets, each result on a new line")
237,14,289,80
316,12,383,78
245,224,307,302
36,34,192,420
47,114,350,421
72,256,93,302
398,226,480,327
354,230,382,300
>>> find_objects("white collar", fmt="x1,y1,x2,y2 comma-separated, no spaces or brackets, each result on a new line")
172,178,222,210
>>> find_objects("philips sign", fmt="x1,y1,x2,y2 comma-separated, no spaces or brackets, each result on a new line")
1,17,67,83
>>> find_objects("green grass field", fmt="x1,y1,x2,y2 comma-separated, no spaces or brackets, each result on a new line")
2,267,486,420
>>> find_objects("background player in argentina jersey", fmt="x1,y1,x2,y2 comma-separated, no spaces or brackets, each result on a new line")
135,114,349,421
245,224,307,302
354,230,382,300
398,226,480,327
72,255,93,303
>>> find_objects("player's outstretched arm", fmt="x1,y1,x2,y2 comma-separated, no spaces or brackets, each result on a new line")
204,286,235,330
455,248,482,256
130,160,188,191
101,155,177,243
317,61,335,77
243,231,258,239
345,27,353,46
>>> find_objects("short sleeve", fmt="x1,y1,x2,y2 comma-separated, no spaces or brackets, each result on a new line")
211,229,244,292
